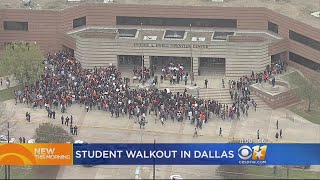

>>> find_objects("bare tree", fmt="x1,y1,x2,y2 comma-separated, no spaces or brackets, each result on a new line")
0,102,16,134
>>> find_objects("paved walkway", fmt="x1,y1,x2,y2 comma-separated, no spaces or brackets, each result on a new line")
1,67,319,179
1,95,319,179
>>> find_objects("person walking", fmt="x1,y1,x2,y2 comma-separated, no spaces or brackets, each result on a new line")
70,125,74,135
27,112,31,122
61,115,64,125
184,75,188,85
65,116,69,126
111,108,114,117
280,129,282,138
74,125,78,136
273,166,277,175
219,127,222,136
22,137,26,143
48,109,51,118
52,110,56,119
161,117,165,126
86,105,89,112
204,79,208,88
26,112,29,121
276,120,279,129
257,129,260,139
193,127,198,137
275,132,279,140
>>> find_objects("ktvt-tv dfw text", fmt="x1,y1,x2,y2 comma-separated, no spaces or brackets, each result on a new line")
238,145,267,165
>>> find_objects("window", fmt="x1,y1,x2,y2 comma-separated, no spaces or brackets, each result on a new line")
4,21,28,31
73,16,86,29
116,16,237,28
118,29,137,38
268,21,278,34
212,32,234,40
164,30,185,39
289,30,320,51
289,52,320,71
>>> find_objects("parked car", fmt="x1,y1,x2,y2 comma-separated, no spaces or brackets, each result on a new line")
27,139,35,143
74,140,87,144
0,135,15,143
170,175,183,180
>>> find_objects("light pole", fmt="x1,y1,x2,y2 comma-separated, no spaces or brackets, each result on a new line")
189,24,193,85
141,22,145,86
4,122,10,180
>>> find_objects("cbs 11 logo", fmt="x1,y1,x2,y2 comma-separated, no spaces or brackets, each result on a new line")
238,145,267,161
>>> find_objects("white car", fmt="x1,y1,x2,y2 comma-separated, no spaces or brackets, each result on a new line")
74,140,88,144
170,175,183,180
0,135,15,143
28,139,36,143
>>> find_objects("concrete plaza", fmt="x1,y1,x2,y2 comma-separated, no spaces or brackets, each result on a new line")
2,94,319,179
1,67,320,179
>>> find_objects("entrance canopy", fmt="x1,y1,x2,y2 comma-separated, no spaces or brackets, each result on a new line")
68,26,282,44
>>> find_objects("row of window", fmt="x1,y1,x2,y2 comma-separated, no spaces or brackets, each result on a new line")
116,16,237,28
268,21,320,52
2,16,87,31
267,20,320,72
4,21,28,31
289,30,320,51
0,18,277,33
289,52,320,71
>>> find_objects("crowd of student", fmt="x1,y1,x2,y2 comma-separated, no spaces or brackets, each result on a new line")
159,63,190,85
132,66,151,83
12,51,288,131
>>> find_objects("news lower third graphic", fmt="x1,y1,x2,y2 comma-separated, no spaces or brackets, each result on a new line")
0,144,73,165
0,143,320,166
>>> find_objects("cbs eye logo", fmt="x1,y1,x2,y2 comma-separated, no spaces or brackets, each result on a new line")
238,145,267,161
238,145,253,160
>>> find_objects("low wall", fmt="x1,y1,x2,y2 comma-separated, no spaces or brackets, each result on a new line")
250,83,300,109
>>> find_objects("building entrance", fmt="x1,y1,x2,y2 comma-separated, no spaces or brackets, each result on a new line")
150,56,192,74
199,57,225,75
271,52,288,64
62,45,74,57
117,55,142,70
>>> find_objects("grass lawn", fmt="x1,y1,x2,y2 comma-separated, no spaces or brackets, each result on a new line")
245,166,320,179
0,86,20,102
0,67,9,77
0,165,60,179
289,104,320,125
0,166,34,179
282,71,320,124
281,71,303,84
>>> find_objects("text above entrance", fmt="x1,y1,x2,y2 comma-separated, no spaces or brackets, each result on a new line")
133,43,209,49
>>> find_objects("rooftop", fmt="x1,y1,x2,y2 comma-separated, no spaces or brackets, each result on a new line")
68,26,282,44
2,0,320,29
